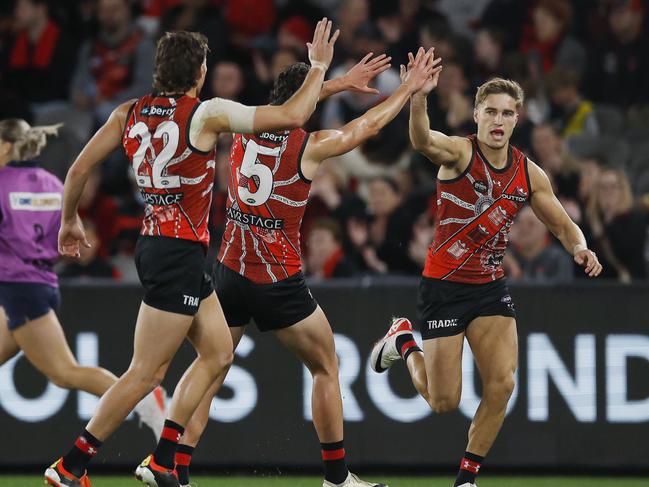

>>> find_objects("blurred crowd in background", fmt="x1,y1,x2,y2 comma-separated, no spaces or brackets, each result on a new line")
1,0,648,283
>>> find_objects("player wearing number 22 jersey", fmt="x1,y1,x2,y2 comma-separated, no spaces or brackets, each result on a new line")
124,94,215,247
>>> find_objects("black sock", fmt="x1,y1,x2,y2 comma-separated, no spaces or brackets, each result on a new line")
321,440,348,485
454,451,484,486
175,444,194,485
62,430,103,479
395,333,421,362
154,420,185,470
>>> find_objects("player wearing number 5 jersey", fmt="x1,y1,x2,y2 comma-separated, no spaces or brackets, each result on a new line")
173,48,442,487
0,119,166,449
46,20,339,487
369,48,603,487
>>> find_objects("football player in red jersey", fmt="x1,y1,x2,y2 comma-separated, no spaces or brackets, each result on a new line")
169,49,441,487
45,19,339,487
370,48,603,487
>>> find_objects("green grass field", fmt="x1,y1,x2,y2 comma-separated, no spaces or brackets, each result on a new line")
8,476,648,486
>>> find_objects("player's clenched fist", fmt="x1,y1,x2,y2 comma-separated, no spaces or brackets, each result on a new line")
307,17,340,71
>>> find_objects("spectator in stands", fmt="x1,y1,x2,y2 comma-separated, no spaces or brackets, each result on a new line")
335,0,370,60
531,123,581,200
306,218,357,279
210,61,245,101
471,27,506,89
1,0,77,116
365,176,417,274
419,17,471,66
520,0,587,76
507,205,574,283
157,0,227,65
408,212,435,269
277,16,311,58
585,168,649,281
586,0,649,107
545,67,599,139
70,0,154,125
77,168,118,259
431,61,474,136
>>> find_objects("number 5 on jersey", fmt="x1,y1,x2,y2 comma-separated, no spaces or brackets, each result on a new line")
238,139,279,207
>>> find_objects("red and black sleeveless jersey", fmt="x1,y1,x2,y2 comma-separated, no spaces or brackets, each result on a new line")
122,94,216,247
424,135,531,284
217,129,311,284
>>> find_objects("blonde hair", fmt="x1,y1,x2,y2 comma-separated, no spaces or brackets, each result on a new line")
475,77,525,109
0,119,62,161
588,167,633,216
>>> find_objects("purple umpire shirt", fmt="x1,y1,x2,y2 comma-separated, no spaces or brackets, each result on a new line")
0,161,62,287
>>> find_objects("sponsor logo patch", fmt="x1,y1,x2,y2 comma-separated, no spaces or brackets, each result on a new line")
427,318,459,330
141,191,184,206
226,207,284,229
474,180,488,193
9,192,62,211
140,105,176,117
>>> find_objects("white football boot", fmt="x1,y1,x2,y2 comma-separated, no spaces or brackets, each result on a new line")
134,385,167,440
455,484,477,487
322,472,388,487
370,317,416,373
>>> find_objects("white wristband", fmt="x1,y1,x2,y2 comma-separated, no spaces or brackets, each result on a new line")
573,243,587,255
310,61,328,72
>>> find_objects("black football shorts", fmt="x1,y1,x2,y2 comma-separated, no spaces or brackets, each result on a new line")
135,236,213,316
417,276,516,340
212,260,318,332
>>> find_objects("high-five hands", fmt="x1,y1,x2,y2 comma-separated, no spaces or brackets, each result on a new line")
307,18,340,71
400,47,444,96
342,53,392,95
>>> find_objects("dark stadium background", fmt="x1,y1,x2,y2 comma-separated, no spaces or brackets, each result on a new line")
1,0,648,481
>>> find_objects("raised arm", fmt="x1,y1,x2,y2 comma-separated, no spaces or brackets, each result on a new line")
59,101,131,257
318,52,392,101
528,160,602,277
301,48,440,179
199,18,338,138
408,49,469,167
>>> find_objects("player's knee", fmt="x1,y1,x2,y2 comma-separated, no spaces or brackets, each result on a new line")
127,362,165,392
429,393,460,414
484,374,516,404
304,349,338,379
210,350,234,375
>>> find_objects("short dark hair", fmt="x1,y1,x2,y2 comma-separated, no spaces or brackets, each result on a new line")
153,31,209,94
311,218,343,242
268,62,310,105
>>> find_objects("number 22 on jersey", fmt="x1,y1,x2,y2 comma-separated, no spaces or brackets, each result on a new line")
128,121,181,189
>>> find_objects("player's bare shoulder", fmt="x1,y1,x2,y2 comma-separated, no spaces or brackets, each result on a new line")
435,135,473,181
112,99,139,132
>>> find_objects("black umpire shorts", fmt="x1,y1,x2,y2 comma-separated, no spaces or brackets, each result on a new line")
135,236,213,316
0,282,61,330
417,276,516,340
212,260,318,332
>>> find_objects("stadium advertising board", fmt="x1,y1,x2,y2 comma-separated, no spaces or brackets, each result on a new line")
1,281,647,469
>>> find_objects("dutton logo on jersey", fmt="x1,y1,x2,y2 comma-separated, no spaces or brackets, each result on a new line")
140,105,176,118
502,187,528,203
